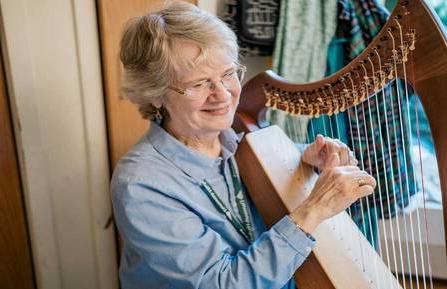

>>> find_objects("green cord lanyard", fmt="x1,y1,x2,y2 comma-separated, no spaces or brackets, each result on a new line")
199,159,254,243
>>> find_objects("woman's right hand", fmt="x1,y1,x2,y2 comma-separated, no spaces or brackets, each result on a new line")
290,166,376,234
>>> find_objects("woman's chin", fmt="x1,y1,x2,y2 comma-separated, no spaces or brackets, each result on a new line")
200,116,234,132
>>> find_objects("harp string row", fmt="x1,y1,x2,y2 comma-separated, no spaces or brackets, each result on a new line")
387,28,410,286
400,24,429,289
405,29,434,289
371,46,402,289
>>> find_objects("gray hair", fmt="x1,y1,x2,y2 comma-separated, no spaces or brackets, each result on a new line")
119,1,239,120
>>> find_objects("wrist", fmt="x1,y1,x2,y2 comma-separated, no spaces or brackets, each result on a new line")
290,206,321,234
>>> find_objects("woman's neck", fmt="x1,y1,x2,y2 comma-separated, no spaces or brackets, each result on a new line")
163,123,221,158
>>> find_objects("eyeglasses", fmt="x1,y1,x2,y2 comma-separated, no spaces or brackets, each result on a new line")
168,65,246,100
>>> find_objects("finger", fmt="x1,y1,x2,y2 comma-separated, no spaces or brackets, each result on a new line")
354,173,377,188
348,155,358,166
315,134,325,151
324,137,341,155
333,138,346,147
333,140,351,166
323,153,340,169
357,185,375,197
348,151,358,166
339,146,350,165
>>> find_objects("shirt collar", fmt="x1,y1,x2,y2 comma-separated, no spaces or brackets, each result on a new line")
146,121,242,182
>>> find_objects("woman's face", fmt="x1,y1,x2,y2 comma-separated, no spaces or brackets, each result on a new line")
161,42,241,138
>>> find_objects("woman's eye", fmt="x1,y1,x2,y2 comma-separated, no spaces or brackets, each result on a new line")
223,71,235,79
192,81,207,88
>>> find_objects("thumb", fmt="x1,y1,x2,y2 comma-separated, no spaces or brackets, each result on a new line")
323,153,340,170
315,134,325,151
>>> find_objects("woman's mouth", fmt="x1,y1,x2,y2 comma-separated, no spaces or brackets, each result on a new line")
202,105,230,116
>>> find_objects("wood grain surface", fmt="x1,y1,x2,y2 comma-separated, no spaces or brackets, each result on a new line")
0,42,35,289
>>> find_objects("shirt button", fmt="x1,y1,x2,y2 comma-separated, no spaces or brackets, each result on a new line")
305,246,312,253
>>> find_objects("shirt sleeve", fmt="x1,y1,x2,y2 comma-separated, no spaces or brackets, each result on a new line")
112,177,315,289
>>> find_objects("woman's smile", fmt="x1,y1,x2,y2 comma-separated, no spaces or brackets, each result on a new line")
201,104,231,115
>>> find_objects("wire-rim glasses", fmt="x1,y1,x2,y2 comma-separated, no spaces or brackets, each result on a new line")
168,65,247,100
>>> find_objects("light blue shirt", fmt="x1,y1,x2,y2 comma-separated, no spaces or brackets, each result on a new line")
111,122,315,289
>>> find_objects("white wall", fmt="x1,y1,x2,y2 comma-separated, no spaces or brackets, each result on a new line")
0,0,118,288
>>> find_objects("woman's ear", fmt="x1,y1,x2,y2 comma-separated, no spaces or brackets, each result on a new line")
152,98,163,109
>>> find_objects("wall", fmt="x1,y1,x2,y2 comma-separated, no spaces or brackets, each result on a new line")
0,0,117,288
198,0,271,81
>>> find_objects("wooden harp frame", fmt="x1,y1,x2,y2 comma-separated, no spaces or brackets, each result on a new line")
233,0,447,288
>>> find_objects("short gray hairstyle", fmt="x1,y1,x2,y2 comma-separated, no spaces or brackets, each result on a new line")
119,1,239,120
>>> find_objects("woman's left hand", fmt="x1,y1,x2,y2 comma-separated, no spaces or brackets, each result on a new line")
301,134,358,171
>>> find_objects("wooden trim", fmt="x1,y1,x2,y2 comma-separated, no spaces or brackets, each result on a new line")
0,39,35,288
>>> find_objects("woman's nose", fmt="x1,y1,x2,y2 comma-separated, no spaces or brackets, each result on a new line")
208,81,232,101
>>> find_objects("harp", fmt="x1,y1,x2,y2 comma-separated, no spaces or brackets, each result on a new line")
233,0,447,288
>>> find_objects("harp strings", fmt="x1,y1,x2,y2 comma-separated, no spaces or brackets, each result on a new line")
399,25,421,289
390,23,418,288
344,76,374,283
366,56,390,287
407,27,435,289
264,14,439,287
366,52,395,289
386,29,408,286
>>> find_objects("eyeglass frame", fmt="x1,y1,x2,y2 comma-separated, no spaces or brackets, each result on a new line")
168,64,247,99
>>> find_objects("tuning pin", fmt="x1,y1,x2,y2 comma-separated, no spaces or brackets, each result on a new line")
340,97,346,112
359,87,366,101
314,106,320,118
308,103,314,118
392,49,398,57
333,101,339,114
326,101,333,116
409,29,416,50
288,104,295,116
353,91,359,103
388,67,394,80
401,43,409,62
271,99,278,110
363,75,369,83
402,53,408,62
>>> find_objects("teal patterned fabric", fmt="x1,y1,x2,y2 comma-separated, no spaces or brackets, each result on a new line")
269,0,338,143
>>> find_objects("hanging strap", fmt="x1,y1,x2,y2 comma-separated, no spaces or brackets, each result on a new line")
200,159,254,243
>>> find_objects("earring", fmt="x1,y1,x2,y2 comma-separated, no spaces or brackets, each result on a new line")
154,108,163,123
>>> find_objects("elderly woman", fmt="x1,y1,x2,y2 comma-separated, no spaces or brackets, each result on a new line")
112,2,376,289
